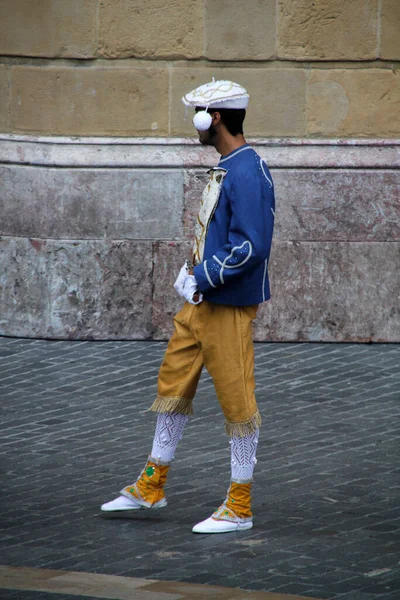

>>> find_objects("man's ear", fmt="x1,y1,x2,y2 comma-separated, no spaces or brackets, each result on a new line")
211,111,222,126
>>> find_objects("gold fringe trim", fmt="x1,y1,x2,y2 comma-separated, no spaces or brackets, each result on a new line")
149,394,194,416
225,410,262,438
148,455,171,466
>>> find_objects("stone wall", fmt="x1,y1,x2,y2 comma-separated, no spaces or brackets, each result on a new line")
0,1,399,342
0,0,399,137
1,136,399,342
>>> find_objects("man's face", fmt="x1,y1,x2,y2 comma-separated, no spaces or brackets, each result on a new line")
198,125,217,146
195,108,217,146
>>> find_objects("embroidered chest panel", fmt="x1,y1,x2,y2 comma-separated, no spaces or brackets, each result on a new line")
193,167,227,265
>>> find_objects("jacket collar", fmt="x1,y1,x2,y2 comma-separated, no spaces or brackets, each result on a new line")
218,144,252,166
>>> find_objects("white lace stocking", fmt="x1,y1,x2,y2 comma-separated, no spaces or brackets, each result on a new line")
151,412,188,463
230,429,259,482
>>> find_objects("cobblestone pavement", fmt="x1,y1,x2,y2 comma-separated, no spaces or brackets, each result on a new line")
0,337,399,600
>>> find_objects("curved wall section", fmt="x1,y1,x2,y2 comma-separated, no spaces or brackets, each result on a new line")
0,135,399,342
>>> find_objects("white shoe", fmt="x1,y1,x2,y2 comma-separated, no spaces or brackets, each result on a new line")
192,515,253,534
100,494,167,512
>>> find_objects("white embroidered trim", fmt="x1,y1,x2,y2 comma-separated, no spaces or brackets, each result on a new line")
260,158,273,188
221,241,252,267
204,260,217,288
151,413,188,464
212,255,225,285
193,168,227,264
219,145,253,164
213,503,252,524
221,240,252,278
210,241,253,286
262,258,268,303
231,430,259,482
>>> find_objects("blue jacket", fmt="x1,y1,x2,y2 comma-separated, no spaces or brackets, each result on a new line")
193,144,275,306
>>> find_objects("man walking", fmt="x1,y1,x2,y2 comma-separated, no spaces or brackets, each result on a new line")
101,79,275,533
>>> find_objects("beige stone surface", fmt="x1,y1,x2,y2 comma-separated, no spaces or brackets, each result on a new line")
0,0,97,58
10,66,169,136
0,566,67,584
0,566,165,599
307,69,400,136
0,565,318,600
98,0,203,59
146,580,314,599
278,0,378,60
37,574,183,599
380,0,400,59
172,67,306,137
0,65,9,132
205,0,275,60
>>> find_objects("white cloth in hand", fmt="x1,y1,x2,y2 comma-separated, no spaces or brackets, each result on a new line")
173,263,188,297
173,263,203,305
182,274,203,305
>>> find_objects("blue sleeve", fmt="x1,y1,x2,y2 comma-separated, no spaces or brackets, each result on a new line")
193,161,275,293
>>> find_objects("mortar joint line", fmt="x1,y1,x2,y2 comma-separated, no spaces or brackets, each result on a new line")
95,0,100,58
377,0,383,60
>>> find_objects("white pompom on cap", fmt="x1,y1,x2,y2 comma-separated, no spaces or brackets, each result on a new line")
193,110,212,131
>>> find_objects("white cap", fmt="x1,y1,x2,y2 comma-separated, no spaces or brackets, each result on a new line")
182,79,249,110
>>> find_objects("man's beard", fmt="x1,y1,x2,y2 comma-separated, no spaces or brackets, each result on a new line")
199,124,217,146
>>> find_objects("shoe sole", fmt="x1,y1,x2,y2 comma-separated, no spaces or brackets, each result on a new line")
192,522,253,534
101,498,167,512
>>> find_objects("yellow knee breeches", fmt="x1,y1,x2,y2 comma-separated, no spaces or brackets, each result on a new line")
151,300,261,437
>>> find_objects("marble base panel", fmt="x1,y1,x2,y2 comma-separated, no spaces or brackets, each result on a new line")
255,241,400,343
274,170,400,242
0,238,153,339
151,241,400,343
1,135,399,342
152,240,191,340
0,165,184,240
184,169,400,242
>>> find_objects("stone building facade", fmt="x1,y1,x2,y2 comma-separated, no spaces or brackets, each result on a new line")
0,0,399,341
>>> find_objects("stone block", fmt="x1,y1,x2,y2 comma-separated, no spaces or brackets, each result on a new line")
183,170,210,240
0,166,184,240
0,238,153,340
2,136,399,170
152,241,191,340
10,65,169,136
172,67,306,137
307,70,400,137
273,169,400,242
0,238,50,339
0,0,97,58
205,0,275,60
278,0,378,60
254,241,400,342
98,0,203,59
0,65,9,131
380,0,400,59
